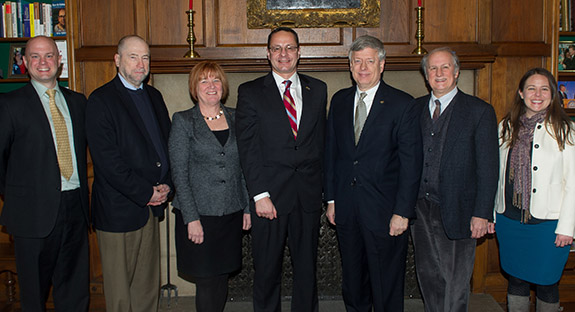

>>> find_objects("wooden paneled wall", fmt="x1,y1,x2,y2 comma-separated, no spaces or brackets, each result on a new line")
71,0,554,118
65,0,561,306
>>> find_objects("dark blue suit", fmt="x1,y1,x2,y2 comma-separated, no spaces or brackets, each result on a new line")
87,76,172,232
324,81,422,311
236,72,327,312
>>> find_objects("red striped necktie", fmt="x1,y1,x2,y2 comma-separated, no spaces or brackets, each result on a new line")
283,80,297,139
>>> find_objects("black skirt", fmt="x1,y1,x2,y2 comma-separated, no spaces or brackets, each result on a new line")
174,208,243,278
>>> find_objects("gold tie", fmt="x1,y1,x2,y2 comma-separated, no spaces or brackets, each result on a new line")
46,89,74,180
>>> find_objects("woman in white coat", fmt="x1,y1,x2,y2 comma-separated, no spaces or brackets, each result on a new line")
491,68,575,312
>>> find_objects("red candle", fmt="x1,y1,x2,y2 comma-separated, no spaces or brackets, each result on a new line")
418,0,422,7
189,0,193,10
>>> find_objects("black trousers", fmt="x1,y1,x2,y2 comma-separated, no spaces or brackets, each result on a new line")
251,204,320,312
14,189,89,312
336,211,408,312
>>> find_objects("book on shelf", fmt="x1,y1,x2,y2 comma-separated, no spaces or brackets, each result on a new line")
16,0,22,37
4,2,12,38
55,39,66,78
22,2,29,37
0,5,4,38
28,1,33,36
560,0,575,32
33,2,41,37
52,0,63,36
0,1,62,38
43,2,51,37
10,1,17,37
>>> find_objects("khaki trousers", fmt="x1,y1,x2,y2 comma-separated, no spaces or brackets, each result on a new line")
97,210,160,312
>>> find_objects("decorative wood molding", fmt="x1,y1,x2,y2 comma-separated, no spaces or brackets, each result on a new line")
75,43,499,74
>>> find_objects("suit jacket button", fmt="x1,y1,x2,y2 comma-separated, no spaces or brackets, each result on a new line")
533,166,538,171
537,125,542,129
534,144,540,149
156,162,161,167
220,152,225,156
353,160,358,165
532,188,537,193
294,145,298,150
351,178,356,186
221,180,226,184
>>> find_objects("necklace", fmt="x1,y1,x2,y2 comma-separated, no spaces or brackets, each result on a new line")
203,109,224,121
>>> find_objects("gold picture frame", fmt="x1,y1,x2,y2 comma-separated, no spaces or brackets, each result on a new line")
247,0,380,29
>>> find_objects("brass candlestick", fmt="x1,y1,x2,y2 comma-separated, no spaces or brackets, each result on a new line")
411,7,427,55
184,10,200,58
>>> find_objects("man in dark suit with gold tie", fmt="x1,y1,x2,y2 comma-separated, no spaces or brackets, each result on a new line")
236,27,327,312
0,36,90,311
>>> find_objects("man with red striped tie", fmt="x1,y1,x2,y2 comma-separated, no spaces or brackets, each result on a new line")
236,27,327,312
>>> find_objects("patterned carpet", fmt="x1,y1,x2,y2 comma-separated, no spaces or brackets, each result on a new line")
158,294,504,312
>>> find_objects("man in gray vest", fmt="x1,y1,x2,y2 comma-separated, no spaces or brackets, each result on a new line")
411,47,499,312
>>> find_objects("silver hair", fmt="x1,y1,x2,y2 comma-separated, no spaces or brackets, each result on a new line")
348,35,386,61
421,46,460,77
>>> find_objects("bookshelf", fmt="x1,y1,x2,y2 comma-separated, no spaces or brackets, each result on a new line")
558,0,575,115
0,37,69,93
0,0,69,93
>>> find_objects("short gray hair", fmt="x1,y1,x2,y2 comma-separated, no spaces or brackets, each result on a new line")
421,47,460,77
348,35,386,61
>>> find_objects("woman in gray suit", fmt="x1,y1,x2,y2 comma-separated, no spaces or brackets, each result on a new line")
169,61,251,312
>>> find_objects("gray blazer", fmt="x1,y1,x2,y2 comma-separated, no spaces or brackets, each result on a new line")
169,105,249,224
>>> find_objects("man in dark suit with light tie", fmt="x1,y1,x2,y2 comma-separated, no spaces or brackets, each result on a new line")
559,84,569,100
411,47,499,312
86,35,172,312
236,27,327,312
0,36,90,311
324,35,423,311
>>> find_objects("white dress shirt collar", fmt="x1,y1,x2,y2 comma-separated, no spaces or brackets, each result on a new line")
271,71,303,128
429,87,458,118
354,82,380,117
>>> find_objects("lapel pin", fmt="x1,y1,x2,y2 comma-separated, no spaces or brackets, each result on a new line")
305,86,311,90
380,100,385,104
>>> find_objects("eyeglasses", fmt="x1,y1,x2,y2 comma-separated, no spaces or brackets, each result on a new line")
268,45,299,54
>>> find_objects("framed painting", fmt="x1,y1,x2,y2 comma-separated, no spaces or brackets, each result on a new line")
247,0,380,28
7,43,27,79
559,41,575,72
